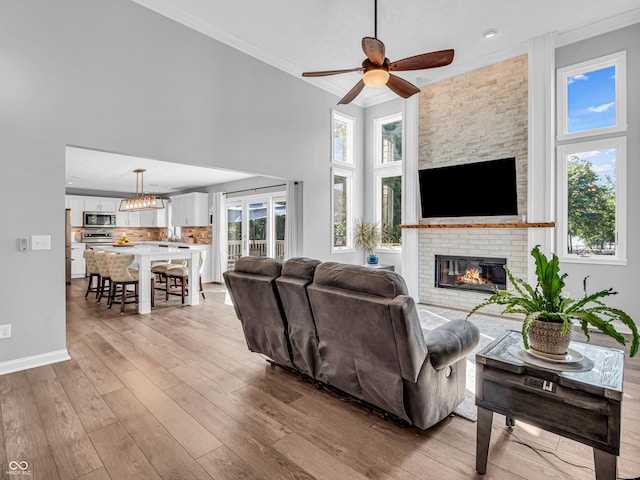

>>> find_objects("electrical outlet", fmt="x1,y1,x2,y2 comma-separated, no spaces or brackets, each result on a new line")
0,324,11,339
31,235,51,251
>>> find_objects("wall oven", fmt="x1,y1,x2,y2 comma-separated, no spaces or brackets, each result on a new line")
83,211,116,228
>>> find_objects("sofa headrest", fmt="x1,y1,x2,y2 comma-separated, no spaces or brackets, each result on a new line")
281,257,321,281
313,262,408,298
233,256,282,277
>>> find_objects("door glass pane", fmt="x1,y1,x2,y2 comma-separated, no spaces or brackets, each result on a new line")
567,148,616,256
381,120,402,163
274,200,286,261
227,205,242,269
249,202,268,257
381,176,402,247
333,175,347,248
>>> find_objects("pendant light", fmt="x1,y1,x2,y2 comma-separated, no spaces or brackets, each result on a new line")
119,169,165,212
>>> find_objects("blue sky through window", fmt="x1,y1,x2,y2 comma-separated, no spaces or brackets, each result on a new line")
567,65,616,133
566,64,617,184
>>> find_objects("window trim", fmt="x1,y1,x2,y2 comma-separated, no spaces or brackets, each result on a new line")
556,137,627,265
331,166,354,253
373,112,403,251
331,110,355,165
556,51,627,141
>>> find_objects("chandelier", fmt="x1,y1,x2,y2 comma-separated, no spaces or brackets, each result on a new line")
119,169,165,212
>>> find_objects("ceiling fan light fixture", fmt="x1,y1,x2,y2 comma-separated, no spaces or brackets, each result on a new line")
482,29,497,38
363,68,389,87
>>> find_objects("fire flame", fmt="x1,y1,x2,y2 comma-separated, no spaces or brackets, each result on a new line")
457,267,488,285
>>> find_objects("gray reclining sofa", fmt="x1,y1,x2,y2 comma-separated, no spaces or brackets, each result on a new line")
224,256,480,429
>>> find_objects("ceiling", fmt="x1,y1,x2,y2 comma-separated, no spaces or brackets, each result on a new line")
132,0,640,106
68,1,640,193
65,146,255,195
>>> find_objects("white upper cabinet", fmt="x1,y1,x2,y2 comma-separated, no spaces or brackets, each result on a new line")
84,197,116,212
116,208,140,227
139,209,167,228
170,193,209,227
65,195,85,227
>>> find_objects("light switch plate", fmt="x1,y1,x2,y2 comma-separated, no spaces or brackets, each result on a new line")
0,324,11,339
31,235,51,251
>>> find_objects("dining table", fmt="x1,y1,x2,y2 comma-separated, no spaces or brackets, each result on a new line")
91,244,205,314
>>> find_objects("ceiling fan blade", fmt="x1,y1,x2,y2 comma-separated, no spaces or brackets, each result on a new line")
389,49,454,71
386,74,420,99
338,80,365,105
362,37,386,66
302,67,364,77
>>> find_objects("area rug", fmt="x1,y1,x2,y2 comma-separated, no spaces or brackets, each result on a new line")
417,305,522,422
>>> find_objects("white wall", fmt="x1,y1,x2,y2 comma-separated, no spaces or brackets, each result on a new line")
555,24,640,320
0,0,363,368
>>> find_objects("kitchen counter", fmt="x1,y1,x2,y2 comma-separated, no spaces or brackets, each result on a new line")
92,245,202,313
137,241,210,248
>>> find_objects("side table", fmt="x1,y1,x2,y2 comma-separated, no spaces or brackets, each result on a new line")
475,331,623,480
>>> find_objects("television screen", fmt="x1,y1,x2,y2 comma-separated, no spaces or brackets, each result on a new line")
419,158,518,218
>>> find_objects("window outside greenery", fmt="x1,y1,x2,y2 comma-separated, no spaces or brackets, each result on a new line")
381,120,402,163
333,175,348,248
567,149,616,256
381,176,402,247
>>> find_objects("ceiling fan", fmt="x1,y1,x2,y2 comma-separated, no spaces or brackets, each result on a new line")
302,0,454,104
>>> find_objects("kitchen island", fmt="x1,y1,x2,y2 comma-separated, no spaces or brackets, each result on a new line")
92,244,206,314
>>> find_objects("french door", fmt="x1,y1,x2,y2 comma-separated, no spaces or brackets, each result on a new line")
226,194,286,269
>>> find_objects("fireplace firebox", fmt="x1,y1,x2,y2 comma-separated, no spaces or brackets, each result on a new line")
435,255,507,294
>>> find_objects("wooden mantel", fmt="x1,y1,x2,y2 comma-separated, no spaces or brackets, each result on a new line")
400,222,555,229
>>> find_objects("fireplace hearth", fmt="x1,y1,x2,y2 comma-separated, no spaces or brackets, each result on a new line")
435,255,507,294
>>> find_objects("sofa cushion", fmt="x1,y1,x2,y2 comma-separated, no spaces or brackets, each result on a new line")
234,256,282,277
313,262,408,298
281,257,321,281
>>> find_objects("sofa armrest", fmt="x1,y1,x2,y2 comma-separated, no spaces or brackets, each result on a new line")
424,320,479,370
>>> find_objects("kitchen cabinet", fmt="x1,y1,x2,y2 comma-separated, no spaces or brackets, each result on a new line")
65,195,84,227
139,208,167,227
170,193,208,227
116,209,140,227
84,197,116,212
71,242,86,278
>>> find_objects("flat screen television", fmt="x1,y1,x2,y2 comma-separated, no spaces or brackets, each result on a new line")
419,158,518,218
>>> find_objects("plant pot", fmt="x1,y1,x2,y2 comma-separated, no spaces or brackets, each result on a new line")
367,254,379,265
527,319,573,355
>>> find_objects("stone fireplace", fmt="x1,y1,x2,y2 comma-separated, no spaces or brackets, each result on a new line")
416,55,530,313
435,254,506,294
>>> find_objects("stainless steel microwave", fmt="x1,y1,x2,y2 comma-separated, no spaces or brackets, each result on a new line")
83,211,116,228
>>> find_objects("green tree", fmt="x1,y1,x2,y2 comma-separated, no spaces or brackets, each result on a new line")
567,156,615,254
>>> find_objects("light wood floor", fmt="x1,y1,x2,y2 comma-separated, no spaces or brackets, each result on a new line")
0,279,638,479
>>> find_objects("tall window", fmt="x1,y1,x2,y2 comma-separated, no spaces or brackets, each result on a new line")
557,52,627,264
331,110,355,251
374,113,402,248
332,169,352,249
332,111,354,164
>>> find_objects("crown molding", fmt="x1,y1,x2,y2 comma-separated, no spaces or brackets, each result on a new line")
556,7,640,47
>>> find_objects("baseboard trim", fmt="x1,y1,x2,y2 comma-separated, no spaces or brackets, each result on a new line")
0,349,70,376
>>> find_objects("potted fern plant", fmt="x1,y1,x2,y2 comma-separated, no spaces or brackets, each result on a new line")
353,219,381,265
467,245,638,357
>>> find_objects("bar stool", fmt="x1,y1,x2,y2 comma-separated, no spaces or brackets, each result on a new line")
83,249,101,299
151,259,187,291
165,250,206,304
94,251,116,305
107,253,139,313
